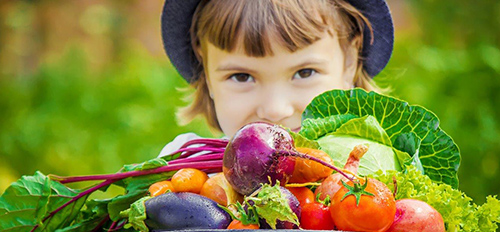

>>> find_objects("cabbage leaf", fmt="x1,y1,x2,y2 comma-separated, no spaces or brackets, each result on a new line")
300,88,460,188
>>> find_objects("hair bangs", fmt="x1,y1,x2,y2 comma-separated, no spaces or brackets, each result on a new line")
196,0,336,57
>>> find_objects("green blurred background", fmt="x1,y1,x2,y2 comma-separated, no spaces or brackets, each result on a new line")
0,0,499,204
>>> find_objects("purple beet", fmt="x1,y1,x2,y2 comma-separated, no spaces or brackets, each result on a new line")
223,122,351,196
223,122,296,195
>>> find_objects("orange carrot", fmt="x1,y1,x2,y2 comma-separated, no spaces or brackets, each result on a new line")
289,147,334,183
148,180,175,197
171,168,208,193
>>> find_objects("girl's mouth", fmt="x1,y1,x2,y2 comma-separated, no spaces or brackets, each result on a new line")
291,127,301,133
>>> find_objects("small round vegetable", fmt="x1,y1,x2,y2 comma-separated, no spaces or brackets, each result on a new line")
289,147,333,183
171,168,208,193
227,220,259,229
286,186,315,207
330,178,396,232
200,172,242,206
149,180,175,197
145,192,231,230
300,201,335,230
223,122,296,195
223,122,341,196
387,199,445,232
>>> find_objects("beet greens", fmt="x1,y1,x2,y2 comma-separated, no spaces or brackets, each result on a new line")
0,138,228,231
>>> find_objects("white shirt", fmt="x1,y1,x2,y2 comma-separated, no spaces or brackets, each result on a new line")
158,132,229,158
158,132,204,158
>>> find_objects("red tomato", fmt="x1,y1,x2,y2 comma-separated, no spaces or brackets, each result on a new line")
227,220,259,229
330,178,396,232
286,187,315,207
300,201,335,230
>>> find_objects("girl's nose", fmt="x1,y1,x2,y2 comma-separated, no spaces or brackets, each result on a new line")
256,89,295,123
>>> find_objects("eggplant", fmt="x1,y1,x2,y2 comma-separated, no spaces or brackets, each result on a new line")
145,192,231,230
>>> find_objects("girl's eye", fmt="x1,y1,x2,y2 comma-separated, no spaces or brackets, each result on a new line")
229,73,254,83
293,69,316,79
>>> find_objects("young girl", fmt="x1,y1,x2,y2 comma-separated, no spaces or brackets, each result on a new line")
159,0,393,156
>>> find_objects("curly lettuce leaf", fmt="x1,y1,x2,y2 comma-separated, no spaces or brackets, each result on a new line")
301,88,460,188
373,167,500,232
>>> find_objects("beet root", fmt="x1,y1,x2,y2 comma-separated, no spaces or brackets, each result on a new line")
223,122,296,195
387,199,445,232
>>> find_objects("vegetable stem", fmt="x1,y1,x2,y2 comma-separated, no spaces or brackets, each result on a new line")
31,179,117,232
168,153,224,165
52,160,223,184
286,150,356,183
92,215,110,232
173,147,226,158
179,138,228,149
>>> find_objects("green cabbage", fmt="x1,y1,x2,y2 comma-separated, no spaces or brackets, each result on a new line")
298,88,461,188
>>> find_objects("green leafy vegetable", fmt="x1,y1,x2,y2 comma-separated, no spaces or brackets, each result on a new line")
0,139,227,231
301,88,460,188
299,114,358,140
221,201,260,226
120,196,152,232
289,131,320,149
0,171,88,231
107,158,174,221
316,115,411,175
55,199,110,232
373,167,500,232
246,183,299,229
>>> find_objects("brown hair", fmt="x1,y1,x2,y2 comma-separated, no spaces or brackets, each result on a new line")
178,0,378,131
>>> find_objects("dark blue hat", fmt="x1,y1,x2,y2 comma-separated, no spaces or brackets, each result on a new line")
161,0,394,83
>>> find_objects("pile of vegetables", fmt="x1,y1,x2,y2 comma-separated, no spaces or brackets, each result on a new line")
1,88,499,231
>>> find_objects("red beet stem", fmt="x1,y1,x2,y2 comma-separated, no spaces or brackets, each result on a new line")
284,149,356,183
179,138,228,149
92,215,110,232
168,153,224,165
107,220,118,231
53,160,223,184
170,147,225,158
31,179,117,232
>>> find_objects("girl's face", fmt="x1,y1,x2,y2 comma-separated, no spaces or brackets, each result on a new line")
202,33,356,137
